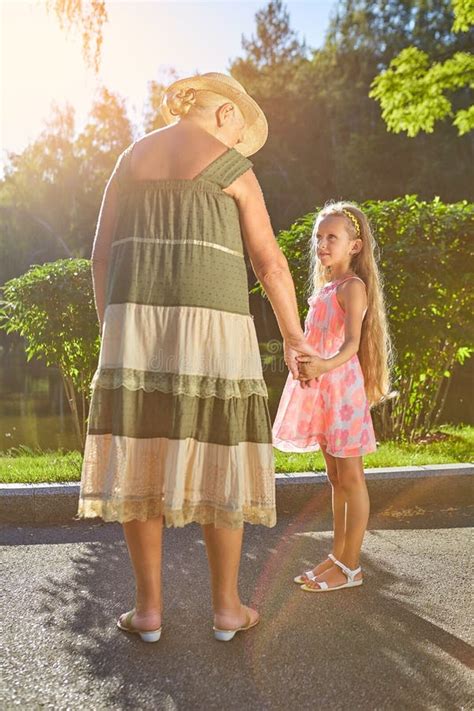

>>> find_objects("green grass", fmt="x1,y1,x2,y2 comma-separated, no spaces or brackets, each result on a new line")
0,425,472,484
274,424,473,472
0,446,83,484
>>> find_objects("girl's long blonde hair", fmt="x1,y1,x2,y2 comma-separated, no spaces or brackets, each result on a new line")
308,200,394,407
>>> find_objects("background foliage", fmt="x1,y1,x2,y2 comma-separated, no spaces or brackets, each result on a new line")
1,0,473,442
0,259,99,446
253,196,474,440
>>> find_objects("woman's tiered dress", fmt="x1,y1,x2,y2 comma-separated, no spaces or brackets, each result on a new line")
76,143,275,528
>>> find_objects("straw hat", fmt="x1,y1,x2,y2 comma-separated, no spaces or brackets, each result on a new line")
160,72,268,157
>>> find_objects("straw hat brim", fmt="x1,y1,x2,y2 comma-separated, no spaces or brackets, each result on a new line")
160,74,268,157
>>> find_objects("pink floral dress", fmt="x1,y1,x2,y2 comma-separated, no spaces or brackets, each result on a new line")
272,275,377,458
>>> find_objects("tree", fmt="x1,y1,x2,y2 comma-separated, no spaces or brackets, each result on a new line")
229,0,473,236
45,0,108,72
0,89,133,286
370,0,474,136
237,0,308,71
230,2,313,231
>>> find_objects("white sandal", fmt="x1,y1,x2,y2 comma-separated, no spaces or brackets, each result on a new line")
293,553,337,584
213,607,260,642
116,609,162,642
300,557,363,592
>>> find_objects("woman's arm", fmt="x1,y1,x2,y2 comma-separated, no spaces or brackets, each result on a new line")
230,168,317,381
90,173,120,334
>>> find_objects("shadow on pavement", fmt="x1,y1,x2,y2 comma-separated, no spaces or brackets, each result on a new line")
2,495,472,710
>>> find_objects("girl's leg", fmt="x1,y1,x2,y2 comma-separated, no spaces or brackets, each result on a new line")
121,517,163,630
304,456,367,589
302,445,346,579
324,445,346,560
336,455,370,569
202,524,258,630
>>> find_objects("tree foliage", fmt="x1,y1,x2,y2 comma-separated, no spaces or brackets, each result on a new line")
46,0,108,73
230,0,473,232
238,0,307,70
2,1,473,438
0,89,132,287
452,0,474,32
370,0,474,136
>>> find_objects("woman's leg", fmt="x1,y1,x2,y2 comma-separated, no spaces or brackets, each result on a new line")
121,517,163,630
202,524,258,629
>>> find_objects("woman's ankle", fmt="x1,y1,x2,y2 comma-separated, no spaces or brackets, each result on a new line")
131,608,162,631
213,604,242,617
213,604,250,628
213,597,242,616
134,604,162,618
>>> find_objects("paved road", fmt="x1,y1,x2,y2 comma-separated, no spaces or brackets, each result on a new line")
1,504,472,710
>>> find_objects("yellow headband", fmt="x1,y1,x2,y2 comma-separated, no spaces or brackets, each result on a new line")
341,208,361,237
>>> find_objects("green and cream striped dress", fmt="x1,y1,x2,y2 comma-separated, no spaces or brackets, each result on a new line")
76,143,276,528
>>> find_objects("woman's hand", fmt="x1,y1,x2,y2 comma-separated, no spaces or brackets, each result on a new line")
284,336,320,389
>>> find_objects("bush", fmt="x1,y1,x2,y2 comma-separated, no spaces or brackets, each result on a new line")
252,196,474,441
0,258,99,447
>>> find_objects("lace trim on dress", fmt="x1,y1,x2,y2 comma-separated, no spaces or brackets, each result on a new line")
75,498,276,528
90,368,268,399
78,418,275,527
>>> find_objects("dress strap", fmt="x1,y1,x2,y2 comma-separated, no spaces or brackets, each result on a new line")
196,147,253,188
336,274,366,287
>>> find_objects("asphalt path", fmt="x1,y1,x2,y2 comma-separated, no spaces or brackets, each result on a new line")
1,502,472,710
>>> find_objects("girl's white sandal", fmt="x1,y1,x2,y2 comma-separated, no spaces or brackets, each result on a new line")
293,553,337,584
117,609,162,642
300,557,363,592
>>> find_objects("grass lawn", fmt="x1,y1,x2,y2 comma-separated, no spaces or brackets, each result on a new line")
275,424,473,473
0,424,472,485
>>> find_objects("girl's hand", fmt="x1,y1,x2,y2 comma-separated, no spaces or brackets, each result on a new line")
296,354,328,380
284,336,320,389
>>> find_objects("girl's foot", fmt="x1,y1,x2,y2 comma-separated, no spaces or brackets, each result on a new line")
118,608,162,632
213,604,259,633
297,555,340,584
302,562,363,591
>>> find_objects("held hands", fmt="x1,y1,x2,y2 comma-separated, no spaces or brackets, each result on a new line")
296,353,328,381
283,336,328,389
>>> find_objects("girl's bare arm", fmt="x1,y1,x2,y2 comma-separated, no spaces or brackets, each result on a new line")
297,279,367,378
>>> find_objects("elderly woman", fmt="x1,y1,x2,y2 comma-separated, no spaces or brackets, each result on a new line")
76,72,315,642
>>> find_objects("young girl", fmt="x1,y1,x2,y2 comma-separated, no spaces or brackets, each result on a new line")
272,200,393,592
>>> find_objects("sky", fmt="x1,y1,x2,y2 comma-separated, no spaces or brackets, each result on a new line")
1,0,335,171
